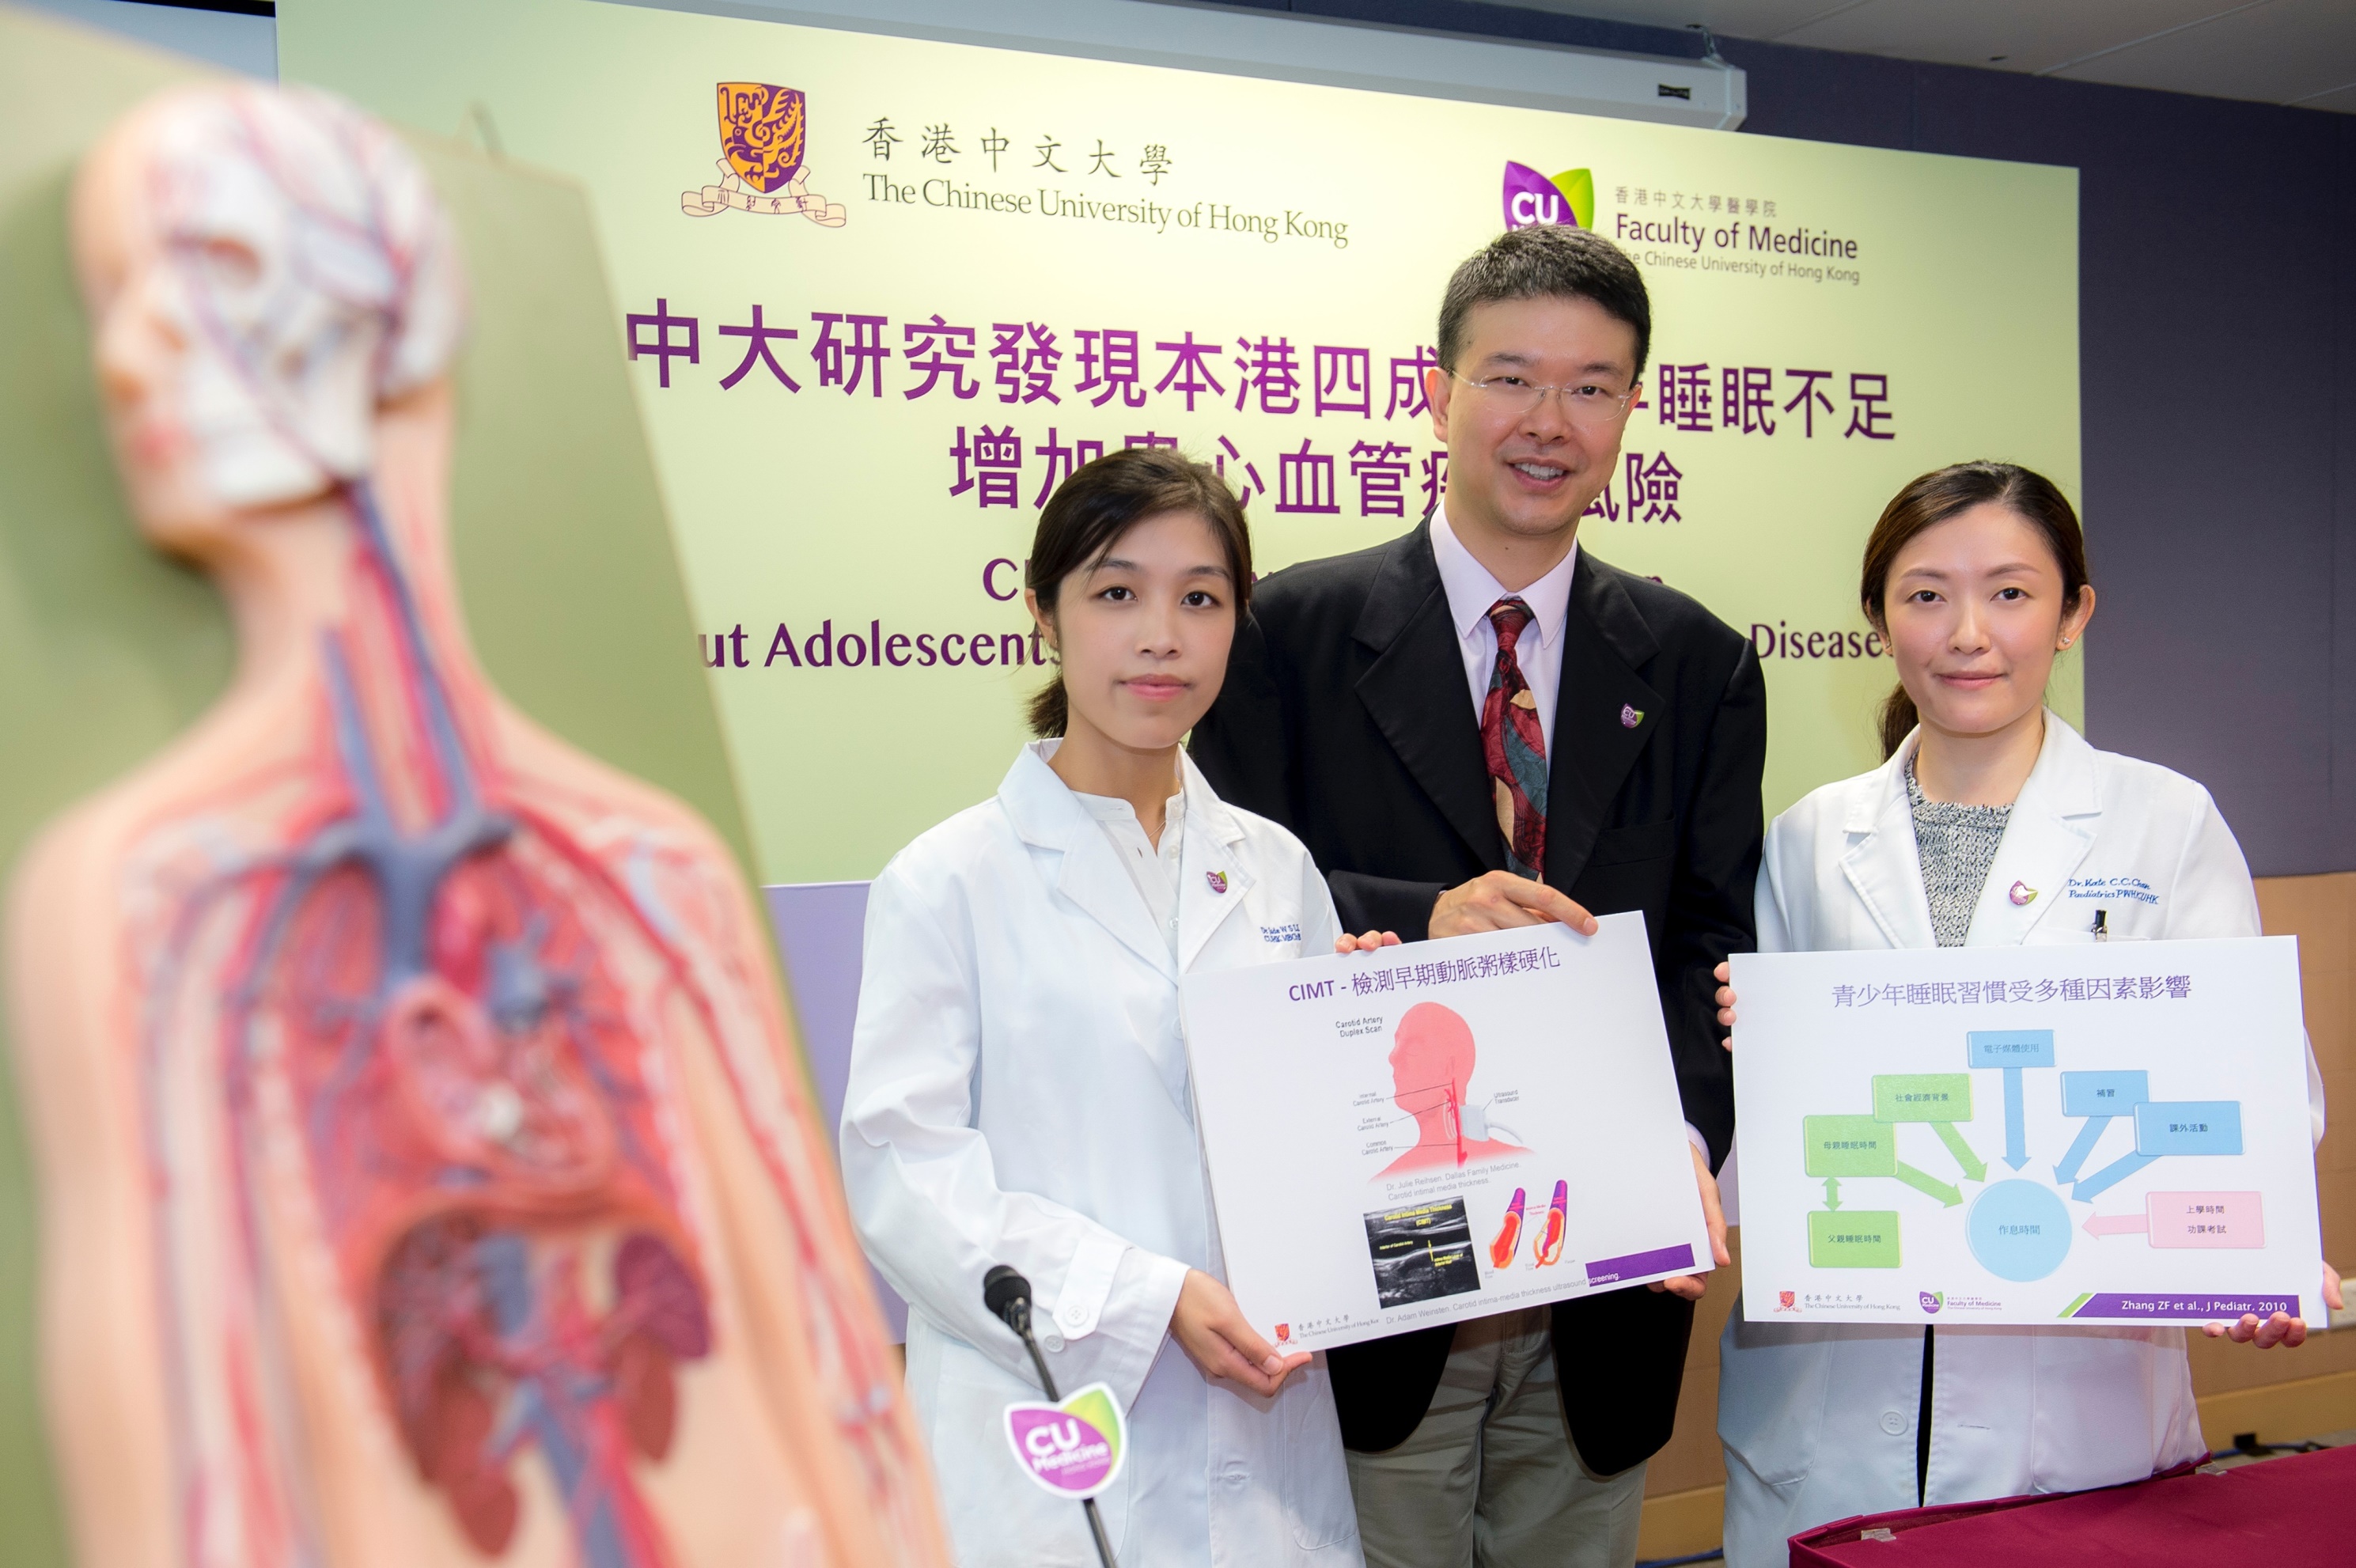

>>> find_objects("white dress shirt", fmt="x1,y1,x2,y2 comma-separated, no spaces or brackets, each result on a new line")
1430,511,1708,1163
1078,785,1186,958
1430,506,1579,761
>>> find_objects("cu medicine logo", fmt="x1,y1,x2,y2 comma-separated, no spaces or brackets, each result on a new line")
1502,161,1596,231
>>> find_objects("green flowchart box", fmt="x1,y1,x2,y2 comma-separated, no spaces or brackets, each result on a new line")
1809,1210,1902,1268
1803,1115,1896,1176
1873,1074,1973,1123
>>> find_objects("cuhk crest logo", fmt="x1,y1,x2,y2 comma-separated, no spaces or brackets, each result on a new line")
682,82,847,225
1776,1290,1799,1312
1502,162,1595,231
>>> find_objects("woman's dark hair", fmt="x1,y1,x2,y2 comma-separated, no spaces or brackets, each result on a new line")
1437,224,1652,381
1860,460,2090,760
1025,446,1253,738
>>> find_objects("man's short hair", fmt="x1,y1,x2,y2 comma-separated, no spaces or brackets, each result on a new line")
1437,225,1651,381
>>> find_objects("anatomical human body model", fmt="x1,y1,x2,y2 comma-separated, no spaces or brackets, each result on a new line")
2,85,946,1568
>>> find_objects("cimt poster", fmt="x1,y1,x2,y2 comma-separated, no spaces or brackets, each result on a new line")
282,0,2081,886
1183,918,1710,1350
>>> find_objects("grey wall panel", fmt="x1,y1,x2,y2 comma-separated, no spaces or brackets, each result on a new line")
2332,115,2356,875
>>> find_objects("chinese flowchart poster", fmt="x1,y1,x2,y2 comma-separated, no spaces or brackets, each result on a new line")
1731,939,2322,1326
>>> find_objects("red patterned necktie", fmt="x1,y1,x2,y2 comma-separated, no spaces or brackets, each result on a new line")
1482,597,1549,880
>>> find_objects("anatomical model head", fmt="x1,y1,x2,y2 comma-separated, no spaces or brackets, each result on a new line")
70,82,466,547
1390,1002,1476,1117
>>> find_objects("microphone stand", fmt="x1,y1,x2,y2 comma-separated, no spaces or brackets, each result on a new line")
986,1267,1120,1568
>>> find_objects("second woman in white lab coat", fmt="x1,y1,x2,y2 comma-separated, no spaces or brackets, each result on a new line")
1707,460,2342,1567
841,449,1377,1567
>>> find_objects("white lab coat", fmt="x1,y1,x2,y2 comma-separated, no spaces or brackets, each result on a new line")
842,743,1364,1568
1716,713,2327,1567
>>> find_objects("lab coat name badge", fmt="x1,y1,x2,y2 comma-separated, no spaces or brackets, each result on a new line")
1003,1383,1128,1498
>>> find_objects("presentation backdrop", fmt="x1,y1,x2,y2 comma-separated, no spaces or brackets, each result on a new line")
282,0,2081,887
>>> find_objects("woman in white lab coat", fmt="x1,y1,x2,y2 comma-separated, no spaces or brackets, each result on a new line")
841,449,1374,1567
1709,461,2343,1567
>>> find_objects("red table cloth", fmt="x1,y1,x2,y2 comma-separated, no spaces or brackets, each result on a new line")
1789,1445,2355,1566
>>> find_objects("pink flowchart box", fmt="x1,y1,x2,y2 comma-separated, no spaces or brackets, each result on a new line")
2146,1191,2263,1248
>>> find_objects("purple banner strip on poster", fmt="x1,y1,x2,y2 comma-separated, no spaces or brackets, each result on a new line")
1585,1244,1695,1287
2069,1293,2300,1321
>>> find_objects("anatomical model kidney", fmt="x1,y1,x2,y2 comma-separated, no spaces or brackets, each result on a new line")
2,84,948,1568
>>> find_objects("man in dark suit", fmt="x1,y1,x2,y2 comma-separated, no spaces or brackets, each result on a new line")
1191,225,1762,1566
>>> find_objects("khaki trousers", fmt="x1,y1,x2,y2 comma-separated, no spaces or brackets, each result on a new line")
1343,1309,1646,1568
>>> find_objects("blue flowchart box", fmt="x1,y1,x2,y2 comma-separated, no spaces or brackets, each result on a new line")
2134,1100,2242,1156
1968,1029,2055,1069
2062,1070,2149,1117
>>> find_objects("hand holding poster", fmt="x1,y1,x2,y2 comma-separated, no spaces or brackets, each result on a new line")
1181,915,1710,1352
1730,938,2323,1326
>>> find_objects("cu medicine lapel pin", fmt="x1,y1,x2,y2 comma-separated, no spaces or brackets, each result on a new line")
2009,881,2038,906
1206,870,1228,895
1619,703,1643,729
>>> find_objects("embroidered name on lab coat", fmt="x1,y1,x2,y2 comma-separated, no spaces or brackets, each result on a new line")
2068,876,2158,904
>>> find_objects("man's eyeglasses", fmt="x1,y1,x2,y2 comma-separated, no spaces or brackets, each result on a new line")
1447,369,1639,428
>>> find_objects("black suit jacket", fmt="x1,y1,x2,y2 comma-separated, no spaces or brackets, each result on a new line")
1191,514,1764,1474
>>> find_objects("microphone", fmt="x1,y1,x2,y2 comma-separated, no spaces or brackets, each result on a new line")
983,1264,1032,1341
985,1265,1059,1399
983,1265,1120,1568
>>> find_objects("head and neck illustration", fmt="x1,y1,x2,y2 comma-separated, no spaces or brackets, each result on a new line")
1377,1002,1530,1176
5,82,945,1568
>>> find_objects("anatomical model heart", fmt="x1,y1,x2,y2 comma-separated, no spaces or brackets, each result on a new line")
2,84,947,1568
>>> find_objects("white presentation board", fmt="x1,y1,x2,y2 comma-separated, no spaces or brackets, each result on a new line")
1181,915,1710,1353
1730,937,2322,1327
